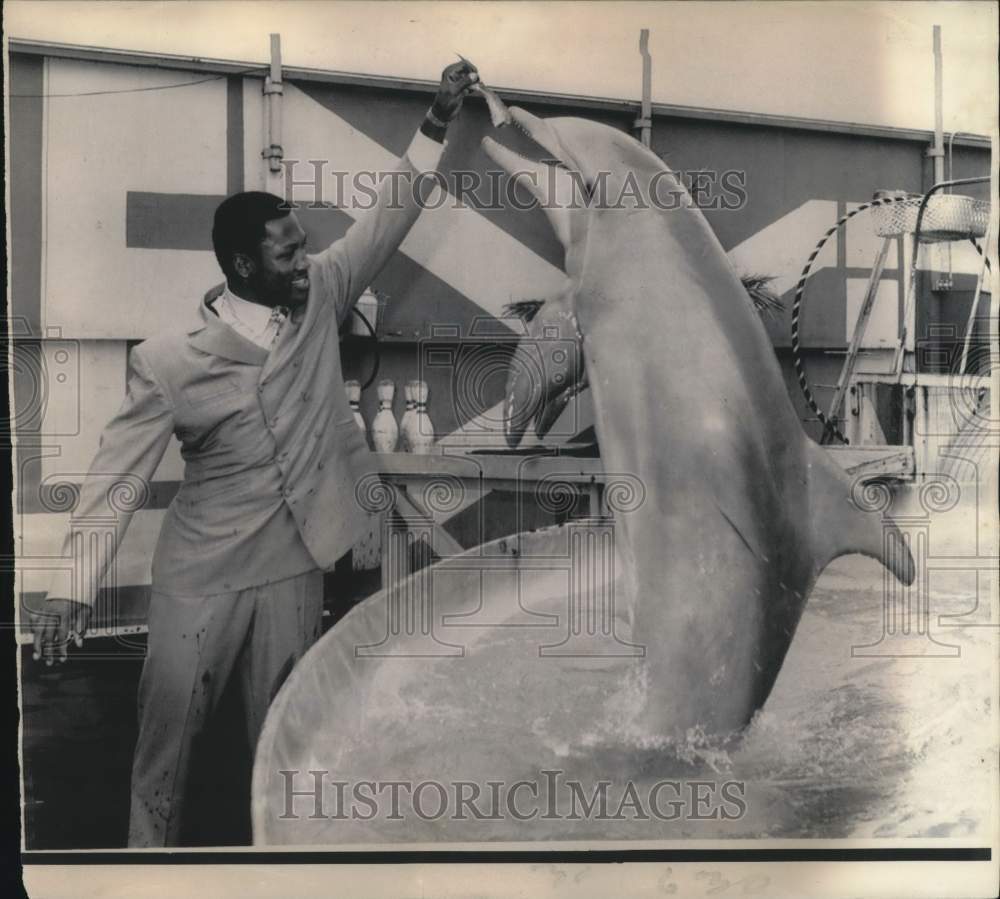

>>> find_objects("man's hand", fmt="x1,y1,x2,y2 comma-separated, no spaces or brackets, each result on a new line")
29,598,92,666
430,58,480,123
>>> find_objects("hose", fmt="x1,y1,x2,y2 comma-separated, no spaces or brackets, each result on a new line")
349,306,381,391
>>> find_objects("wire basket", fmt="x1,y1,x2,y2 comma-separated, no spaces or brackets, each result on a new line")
872,191,990,242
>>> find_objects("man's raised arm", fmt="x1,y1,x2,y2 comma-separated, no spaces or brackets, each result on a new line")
309,59,480,327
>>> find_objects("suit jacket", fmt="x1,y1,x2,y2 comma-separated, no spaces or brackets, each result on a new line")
55,132,441,604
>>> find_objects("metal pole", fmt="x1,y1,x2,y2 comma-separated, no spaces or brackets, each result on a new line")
958,215,993,375
264,33,284,176
931,26,944,185
636,29,652,147
929,25,949,290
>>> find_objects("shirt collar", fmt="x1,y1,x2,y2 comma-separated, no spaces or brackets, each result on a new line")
218,283,282,332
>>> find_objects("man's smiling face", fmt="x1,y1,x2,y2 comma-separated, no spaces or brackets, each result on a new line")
248,212,311,307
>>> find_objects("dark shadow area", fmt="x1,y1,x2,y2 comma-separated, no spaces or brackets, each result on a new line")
21,551,381,849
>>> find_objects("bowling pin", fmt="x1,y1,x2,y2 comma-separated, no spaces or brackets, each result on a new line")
345,379,368,442
399,381,416,452
409,380,435,455
372,379,399,453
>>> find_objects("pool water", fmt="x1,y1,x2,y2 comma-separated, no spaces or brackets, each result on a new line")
256,548,996,844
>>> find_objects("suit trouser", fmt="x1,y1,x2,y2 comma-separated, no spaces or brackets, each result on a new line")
128,569,323,847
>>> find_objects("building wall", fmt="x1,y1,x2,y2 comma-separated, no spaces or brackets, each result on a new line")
8,50,991,624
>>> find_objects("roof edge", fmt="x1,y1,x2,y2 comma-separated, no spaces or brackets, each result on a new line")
6,38,991,148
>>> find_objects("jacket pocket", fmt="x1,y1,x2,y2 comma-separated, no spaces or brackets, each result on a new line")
182,376,242,407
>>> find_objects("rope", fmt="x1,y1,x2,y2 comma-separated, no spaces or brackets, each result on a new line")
349,307,381,391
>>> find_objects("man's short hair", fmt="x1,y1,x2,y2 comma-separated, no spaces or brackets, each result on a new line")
212,191,290,280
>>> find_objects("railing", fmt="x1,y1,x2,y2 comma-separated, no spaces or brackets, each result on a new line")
848,373,991,479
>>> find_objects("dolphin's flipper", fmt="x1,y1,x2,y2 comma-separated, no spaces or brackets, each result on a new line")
806,441,916,585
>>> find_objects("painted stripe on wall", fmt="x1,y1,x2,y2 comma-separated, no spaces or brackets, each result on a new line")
125,192,222,250
283,84,566,321
297,80,570,271
294,206,517,343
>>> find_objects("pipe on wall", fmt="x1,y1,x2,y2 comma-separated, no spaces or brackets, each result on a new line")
635,29,652,148
263,33,284,175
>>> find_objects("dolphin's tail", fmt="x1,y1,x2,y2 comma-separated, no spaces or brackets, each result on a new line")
805,441,916,585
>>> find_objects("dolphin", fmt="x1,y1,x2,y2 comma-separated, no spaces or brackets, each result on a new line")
250,110,915,843
488,107,915,735
501,276,780,444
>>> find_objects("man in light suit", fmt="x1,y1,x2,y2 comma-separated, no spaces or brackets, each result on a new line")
31,58,479,846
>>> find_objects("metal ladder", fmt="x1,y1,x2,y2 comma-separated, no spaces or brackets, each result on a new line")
820,236,897,445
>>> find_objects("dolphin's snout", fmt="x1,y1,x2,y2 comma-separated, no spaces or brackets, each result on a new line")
482,110,582,253
503,340,546,448
502,302,586,448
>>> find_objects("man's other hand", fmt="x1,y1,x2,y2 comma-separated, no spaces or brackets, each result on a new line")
30,598,92,666
431,58,480,122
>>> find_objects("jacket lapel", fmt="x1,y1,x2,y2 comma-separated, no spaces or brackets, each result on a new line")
259,271,329,382
189,285,269,366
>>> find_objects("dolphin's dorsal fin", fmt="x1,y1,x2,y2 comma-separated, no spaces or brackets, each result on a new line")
806,441,915,585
